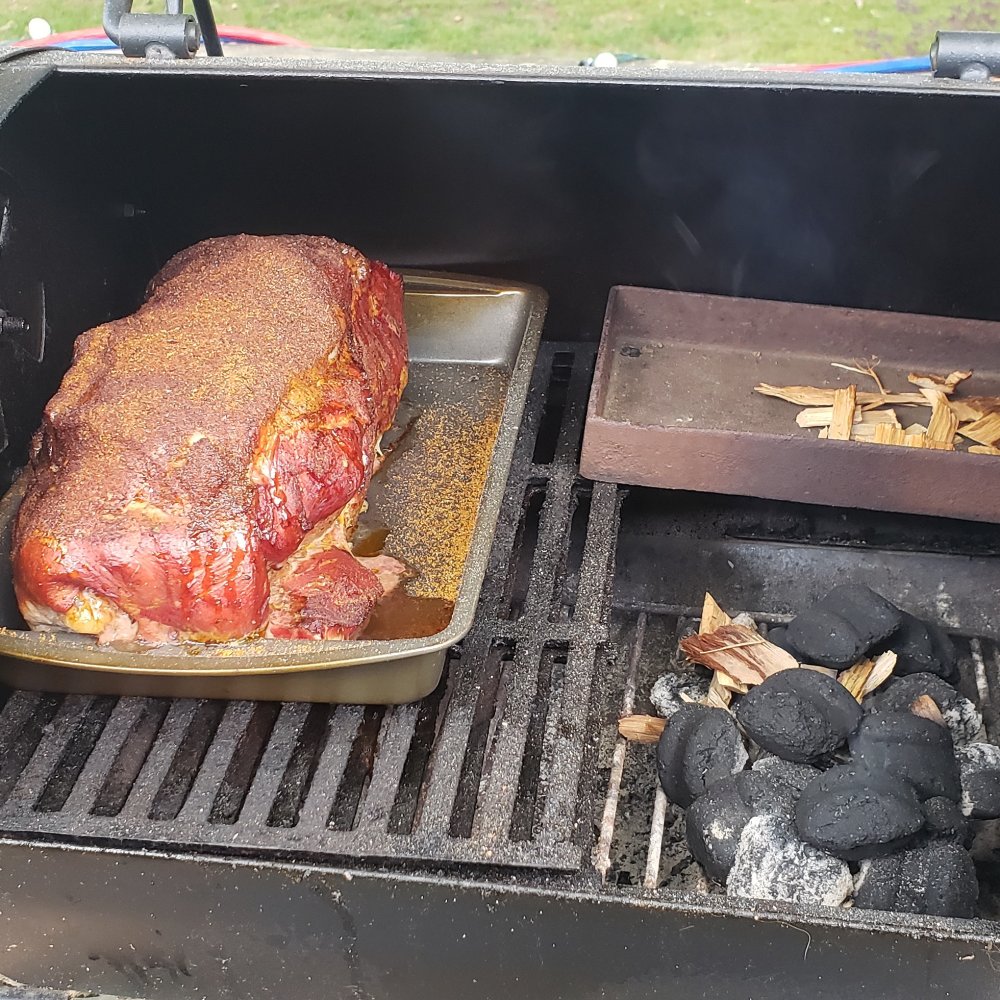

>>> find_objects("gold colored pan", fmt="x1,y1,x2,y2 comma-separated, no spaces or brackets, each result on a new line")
0,271,546,703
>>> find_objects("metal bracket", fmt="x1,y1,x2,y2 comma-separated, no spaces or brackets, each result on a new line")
103,0,222,59
931,31,1000,81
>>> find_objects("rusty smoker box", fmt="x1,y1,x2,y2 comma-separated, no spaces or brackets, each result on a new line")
580,287,1000,522
3,51,1000,1000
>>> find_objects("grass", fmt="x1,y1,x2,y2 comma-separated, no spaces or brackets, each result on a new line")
3,0,997,64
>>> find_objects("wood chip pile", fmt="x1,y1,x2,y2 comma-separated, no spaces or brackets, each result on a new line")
754,365,1000,454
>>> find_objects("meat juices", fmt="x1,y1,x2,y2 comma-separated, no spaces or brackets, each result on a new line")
12,235,409,644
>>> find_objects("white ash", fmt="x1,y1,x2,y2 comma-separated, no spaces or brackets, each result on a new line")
751,755,820,796
727,815,853,908
940,699,983,747
853,860,871,896
957,742,1000,817
731,612,758,630
650,672,710,718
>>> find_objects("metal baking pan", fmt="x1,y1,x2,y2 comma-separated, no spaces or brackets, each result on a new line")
581,286,1000,522
0,271,546,703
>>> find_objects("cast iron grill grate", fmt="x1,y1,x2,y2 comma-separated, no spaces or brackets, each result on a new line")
0,343,618,872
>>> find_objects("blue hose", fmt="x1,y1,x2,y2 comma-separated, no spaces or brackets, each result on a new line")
819,55,931,73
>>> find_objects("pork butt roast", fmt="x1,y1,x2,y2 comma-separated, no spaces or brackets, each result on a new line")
12,235,409,644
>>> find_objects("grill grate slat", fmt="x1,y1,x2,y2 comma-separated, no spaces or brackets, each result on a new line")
0,695,95,814
176,700,257,823
118,698,200,820
237,701,312,827
296,704,363,829
0,345,608,873
356,702,421,833
469,642,540,841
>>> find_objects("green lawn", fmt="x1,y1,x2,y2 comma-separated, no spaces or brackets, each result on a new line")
3,0,997,64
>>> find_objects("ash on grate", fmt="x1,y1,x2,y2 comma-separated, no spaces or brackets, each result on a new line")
646,583,1000,919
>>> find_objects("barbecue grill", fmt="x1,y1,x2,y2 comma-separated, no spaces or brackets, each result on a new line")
1,47,1000,1000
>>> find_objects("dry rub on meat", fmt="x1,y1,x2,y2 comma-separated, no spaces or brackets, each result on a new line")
12,234,409,644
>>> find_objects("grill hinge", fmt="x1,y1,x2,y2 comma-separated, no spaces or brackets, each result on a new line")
102,0,223,59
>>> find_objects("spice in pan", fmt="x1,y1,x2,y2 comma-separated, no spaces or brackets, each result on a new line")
378,387,503,603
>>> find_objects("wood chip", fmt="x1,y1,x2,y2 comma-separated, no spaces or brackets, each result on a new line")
905,423,928,435
910,695,945,726
801,664,838,678
838,658,876,701
705,674,734,710
697,594,743,706
861,408,901,426
680,624,798,687
970,445,1000,456
958,411,1000,449
862,651,897,697
923,389,959,446
903,432,927,448
907,370,972,394
755,384,927,408
838,650,896,701
828,385,857,441
851,411,902,441
799,404,897,430
618,714,667,743
797,407,832,429
873,423,907,446
950,396,1000,422
699,592,732,634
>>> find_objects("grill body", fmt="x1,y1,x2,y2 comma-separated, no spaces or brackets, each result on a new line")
2,51,1000,999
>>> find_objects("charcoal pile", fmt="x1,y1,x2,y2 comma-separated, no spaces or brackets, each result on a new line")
622,585,997,919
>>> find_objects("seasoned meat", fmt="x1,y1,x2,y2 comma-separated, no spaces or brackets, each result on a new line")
12,234,408,643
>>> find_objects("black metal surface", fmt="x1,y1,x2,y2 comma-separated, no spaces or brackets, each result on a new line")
1,841,1000,1000
0,344,614,874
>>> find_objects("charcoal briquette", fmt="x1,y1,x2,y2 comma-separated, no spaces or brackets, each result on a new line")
735,668,862,764
957,742,1000,819
795,764,924,859
815,584,903,648
656,703,748,808
872,672,981,746
884,613,957,682
921,796,969,844
928,623,959,684
764,626,799,657
685,770,797,882
853,840,978,918
849,711,961,801
726,815,854,907
786,608,867,670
